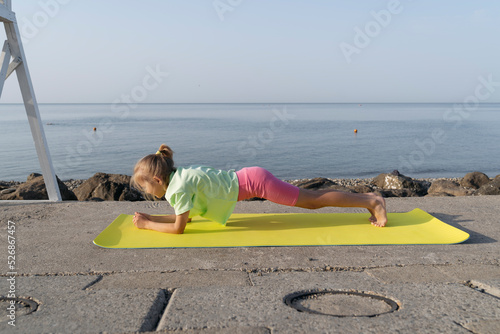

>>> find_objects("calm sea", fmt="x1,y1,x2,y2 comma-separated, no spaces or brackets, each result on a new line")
1,103,499,182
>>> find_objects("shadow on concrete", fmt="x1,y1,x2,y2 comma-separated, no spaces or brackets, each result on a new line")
429,212,497,244
138,290,170,332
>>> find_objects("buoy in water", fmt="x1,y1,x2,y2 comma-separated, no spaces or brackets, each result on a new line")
354,129,358,133
93,127,97,131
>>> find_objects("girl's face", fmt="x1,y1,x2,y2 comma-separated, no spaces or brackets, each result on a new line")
140,176,167,199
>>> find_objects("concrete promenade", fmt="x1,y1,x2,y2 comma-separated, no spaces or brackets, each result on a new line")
0,196,499,333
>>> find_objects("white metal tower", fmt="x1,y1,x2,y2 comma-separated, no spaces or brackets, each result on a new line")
0,0,61,201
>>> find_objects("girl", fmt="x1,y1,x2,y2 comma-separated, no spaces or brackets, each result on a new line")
132,144,387,234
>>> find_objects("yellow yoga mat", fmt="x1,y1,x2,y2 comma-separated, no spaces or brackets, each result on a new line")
93,209,469,248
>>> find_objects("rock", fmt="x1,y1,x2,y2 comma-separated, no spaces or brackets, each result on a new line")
350,185,374,193
27,173,42,182
292,177,336,190
425,192,454,197
427,179,468,196
63,179,85,191
74,173,143,201
460,172,490,189
380,189,419,197
1,174,77,200
371,173,428,196
371,173,387,188
0,181,21,189
475,175,500,195
390,170,401,176
288,178,359,193
329,185,356,193
87,197,105,202
0,188,16,195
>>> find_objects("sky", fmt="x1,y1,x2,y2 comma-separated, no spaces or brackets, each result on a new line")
1,0,499,103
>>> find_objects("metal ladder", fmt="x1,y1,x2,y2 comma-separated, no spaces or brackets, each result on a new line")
0,0,62,201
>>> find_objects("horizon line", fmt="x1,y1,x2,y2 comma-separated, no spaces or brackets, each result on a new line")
1,102,500,105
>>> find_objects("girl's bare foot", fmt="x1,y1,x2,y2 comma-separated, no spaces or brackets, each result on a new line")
370,195,387,227
367,208,376,223
366,193,385,223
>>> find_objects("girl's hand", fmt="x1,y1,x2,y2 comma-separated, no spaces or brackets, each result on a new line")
134,211,153,220
133,212,150,229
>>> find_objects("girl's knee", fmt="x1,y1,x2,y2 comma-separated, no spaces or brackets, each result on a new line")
297,201,322,210
295,190,323,209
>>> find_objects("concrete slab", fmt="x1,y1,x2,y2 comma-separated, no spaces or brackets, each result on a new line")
158,271,500,333
0,275,97,294
0,197,499,276
152,327,271,334
462,319,500,334
0,196,499,333
90,270,252,289
0,276,166,333
365,265,456,284
438,265,500,282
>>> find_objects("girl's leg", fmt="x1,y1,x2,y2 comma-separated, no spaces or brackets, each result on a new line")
236,167,387,226
295,189,388,227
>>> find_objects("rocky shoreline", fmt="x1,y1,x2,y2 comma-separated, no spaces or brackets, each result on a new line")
287,171,500,198
1,171,499,201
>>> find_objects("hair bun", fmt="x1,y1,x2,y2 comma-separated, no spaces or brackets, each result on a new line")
158,144,174,159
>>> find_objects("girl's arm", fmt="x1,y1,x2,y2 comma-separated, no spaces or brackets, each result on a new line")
134,211,190,234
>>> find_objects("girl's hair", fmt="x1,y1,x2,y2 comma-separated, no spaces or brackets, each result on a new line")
131,144,176,194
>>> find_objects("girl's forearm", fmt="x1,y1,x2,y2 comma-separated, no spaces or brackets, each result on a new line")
145,220,182,233
146,211,190,234
150,214,176,223
151,214,192,224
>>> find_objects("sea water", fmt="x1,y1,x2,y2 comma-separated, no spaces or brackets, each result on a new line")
0,103,499,182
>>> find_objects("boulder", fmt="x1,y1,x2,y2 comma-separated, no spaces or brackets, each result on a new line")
288,178,356,193
350,184,374,193
1,174,77,200
460,172,490,189
74,173,143,201
292,177,336,190
27,172,43,182
371,173,387,188
0,188,16,195
425,192,454,197
475,175,500,195
379,189,419,197
427,180,468,196
371,173,428,196
329,185,356,193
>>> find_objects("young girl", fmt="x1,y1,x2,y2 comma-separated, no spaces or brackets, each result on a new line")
132,144,387,234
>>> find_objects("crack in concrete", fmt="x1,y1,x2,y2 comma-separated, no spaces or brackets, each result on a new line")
139,289,171,332
156,288,178,331
247,272,256,287
1,263,497,278
453,320,476,334
464,280,500,300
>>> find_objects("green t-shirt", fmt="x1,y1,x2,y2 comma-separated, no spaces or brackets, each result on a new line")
165,166,239,225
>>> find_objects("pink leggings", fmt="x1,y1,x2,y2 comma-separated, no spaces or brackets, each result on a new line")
236,167,300,206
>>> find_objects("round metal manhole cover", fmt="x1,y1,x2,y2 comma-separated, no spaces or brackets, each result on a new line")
284,289,399,317
0,297,39,322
